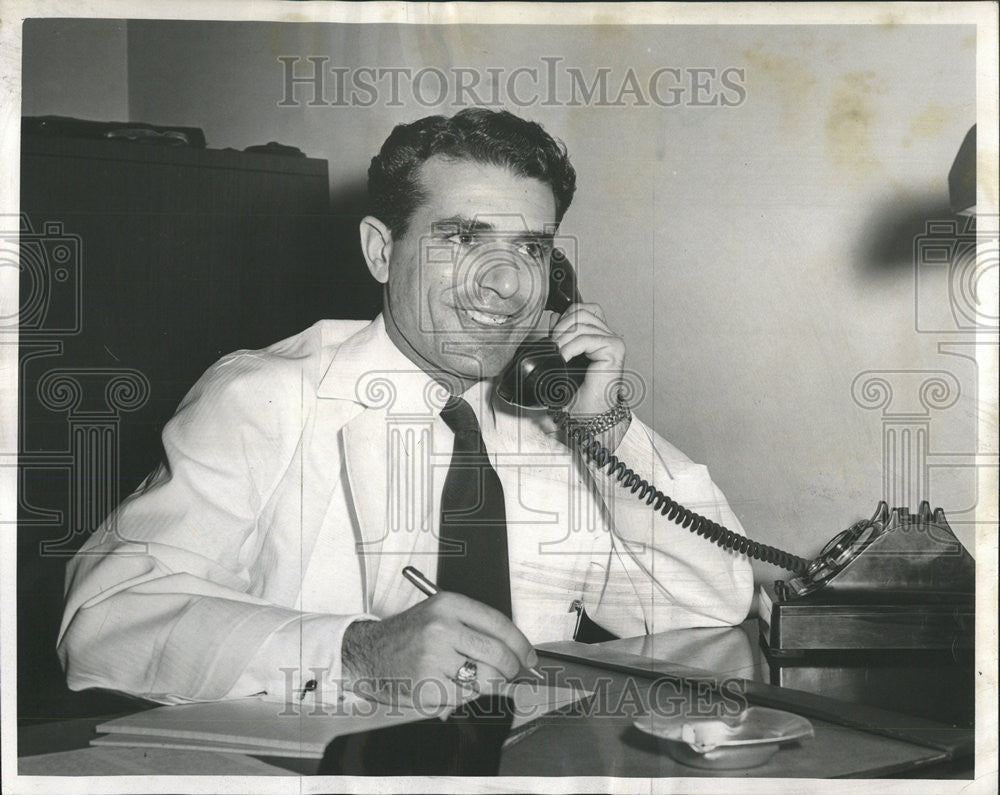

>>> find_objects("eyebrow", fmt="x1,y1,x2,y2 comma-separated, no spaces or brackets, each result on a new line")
433,215,556,239
435,215,496,233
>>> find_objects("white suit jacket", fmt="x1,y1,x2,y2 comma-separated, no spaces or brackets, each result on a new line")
58,317,753,705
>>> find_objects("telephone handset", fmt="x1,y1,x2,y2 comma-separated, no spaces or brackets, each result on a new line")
495,247,590,409
494,252,810,574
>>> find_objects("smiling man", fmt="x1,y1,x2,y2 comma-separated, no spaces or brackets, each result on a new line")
59,109,753,710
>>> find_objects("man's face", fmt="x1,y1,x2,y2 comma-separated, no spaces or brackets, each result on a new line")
385,156,558,381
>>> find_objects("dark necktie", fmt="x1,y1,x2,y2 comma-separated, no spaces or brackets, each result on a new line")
322,397,515,775
437,396,512,617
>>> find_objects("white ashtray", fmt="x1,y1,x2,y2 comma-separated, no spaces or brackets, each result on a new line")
633,707,814,769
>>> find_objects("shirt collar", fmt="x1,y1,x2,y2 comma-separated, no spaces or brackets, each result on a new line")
317,314,453,416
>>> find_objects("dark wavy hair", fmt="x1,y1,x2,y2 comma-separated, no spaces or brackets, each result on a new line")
367,108,577,238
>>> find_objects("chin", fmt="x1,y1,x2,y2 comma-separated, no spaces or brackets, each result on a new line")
443,351,512,382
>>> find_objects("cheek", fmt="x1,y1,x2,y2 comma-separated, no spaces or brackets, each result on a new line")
389,259,428,311
390,260,417,294
423,270,460,315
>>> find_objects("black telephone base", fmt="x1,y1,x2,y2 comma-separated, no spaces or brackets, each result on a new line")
759,582,975,657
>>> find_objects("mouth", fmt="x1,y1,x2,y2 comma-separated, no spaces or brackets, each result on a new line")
461,308,516,327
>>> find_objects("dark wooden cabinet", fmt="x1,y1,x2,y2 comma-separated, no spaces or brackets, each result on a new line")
16,134,378,723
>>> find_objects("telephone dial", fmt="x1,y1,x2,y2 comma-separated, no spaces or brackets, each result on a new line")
495,253,975,653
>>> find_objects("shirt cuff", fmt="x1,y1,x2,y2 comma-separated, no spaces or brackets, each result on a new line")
225,612,379,705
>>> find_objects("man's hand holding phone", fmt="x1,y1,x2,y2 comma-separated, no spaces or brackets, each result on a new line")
548,302,630,450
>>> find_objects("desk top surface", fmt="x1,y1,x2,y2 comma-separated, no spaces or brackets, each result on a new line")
16,620,971,781
499,654,952,778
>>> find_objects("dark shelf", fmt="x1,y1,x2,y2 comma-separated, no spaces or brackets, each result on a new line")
16,132,378,724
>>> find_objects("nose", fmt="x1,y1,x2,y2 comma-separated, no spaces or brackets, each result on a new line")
476,261,522,301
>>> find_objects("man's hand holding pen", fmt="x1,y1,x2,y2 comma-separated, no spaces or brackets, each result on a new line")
340,573,540,709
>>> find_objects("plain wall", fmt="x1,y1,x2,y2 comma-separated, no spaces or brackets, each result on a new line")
23,20,981,585
21,18,128,119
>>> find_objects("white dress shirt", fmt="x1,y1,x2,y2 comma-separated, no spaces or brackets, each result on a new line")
59,316,753,705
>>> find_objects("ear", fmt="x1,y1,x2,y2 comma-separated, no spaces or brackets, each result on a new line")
360,216,393,284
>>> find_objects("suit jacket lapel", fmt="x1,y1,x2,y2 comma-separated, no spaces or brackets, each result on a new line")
342,404,443,614
320,314,451,614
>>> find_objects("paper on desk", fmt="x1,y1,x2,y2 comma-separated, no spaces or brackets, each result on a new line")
91,682,590,759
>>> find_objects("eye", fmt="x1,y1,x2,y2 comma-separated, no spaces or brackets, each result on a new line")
447,232,479,247
517,241,549,261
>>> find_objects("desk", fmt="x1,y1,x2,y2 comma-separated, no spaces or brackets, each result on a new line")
17,621,973,780
506,623,972,778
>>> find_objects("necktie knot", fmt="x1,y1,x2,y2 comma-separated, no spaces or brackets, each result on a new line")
440,396,481,435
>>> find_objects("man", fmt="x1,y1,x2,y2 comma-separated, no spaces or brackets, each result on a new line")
59,109,752,710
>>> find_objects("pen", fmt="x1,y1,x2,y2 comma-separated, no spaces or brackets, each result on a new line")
402,566,544,681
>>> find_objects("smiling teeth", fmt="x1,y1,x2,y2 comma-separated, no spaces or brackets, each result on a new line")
466,309,511,326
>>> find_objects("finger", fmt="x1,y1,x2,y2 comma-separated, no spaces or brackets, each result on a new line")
564,301,606,321
436,593,537,668
557,333,625,365
550,307,610,337
455,626,521,680
460,659,508,696
551,310,609,331
443,657,508,701
550,320,613,349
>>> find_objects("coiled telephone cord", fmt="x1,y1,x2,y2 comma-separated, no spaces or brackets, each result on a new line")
550,408,809,574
